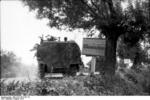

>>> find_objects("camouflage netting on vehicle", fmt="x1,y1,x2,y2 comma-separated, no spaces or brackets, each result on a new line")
36,41,82,68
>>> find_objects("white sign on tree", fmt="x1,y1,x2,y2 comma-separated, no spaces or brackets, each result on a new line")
82,38,106,56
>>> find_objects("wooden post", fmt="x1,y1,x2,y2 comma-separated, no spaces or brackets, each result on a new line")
91,57,96,74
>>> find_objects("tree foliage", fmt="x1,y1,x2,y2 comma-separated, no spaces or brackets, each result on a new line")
1,50,17,69
117,0,150,68
0,50,20,78
117,38,149,66
22,0,125,34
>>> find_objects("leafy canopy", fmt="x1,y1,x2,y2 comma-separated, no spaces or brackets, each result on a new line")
23,0,124,33
23,0,149,39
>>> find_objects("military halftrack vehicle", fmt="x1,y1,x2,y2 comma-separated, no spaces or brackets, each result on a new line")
36,40,82,78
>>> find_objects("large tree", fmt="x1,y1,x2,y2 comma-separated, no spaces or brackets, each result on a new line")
22,0,149,76
117,0,150,66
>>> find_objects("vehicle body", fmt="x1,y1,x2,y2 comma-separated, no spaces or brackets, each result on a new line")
36,41,82,78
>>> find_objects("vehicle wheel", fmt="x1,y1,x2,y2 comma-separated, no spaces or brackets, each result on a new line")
62,72,67,77
62,69,68,77
39,63,45,78
69,66,77,76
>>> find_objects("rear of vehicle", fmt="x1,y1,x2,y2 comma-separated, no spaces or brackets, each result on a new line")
36,41,82,78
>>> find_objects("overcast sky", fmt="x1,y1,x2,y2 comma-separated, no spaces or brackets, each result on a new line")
1,0,93,66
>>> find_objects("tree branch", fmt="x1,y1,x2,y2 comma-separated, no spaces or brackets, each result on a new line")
80,0,99,18
90,0,101,13
105,0,116,19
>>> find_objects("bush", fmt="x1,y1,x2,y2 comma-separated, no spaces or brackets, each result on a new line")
82,74,145,95
1,50,21,78
1,77,96,96
117,64,150,95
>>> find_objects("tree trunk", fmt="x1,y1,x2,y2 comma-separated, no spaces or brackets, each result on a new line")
148,0,150,20
102,37,118,76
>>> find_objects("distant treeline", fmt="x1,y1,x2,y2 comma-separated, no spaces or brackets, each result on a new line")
0,50,21,78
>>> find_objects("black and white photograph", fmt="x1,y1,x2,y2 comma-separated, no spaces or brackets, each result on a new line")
0,0,150,98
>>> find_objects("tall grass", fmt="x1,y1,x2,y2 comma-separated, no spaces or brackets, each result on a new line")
1,72,150,96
